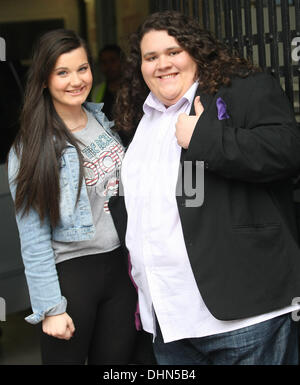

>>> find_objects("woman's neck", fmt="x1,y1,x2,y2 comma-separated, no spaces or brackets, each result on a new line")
54,104,88,132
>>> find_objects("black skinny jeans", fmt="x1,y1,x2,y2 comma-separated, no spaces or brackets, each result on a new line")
40,247,138,365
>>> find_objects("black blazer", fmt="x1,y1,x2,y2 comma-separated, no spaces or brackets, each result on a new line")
109,72,300,321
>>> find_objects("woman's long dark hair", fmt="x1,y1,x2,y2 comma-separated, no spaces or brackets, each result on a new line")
114,10,260,138
12,29,93,227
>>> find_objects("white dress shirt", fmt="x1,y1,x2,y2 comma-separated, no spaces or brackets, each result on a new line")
121,82,299,343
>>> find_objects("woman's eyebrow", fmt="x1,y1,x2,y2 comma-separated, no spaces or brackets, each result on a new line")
54,66,68,71
54,62,89,71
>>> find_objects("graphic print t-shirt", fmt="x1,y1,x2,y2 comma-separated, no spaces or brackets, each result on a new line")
52,109,124,264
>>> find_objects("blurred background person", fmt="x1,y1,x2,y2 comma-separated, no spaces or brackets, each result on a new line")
91,44,123,121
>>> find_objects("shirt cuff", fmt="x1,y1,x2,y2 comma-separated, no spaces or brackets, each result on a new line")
24,296,67,325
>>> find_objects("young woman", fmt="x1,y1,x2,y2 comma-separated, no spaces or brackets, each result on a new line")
7,29,138,365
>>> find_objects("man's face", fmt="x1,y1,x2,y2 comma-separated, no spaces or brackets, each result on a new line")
140,30,197,106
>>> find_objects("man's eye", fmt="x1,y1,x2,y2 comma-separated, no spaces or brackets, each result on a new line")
170,51,180,56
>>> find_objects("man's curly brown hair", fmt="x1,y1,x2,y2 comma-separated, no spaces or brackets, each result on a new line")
114,10,260,139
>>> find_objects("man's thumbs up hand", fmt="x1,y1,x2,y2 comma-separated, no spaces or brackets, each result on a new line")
175,96,204,149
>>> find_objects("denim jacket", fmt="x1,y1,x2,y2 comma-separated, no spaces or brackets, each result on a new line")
8,103,120,324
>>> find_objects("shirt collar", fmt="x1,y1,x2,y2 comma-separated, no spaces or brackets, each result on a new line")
143,81,199,115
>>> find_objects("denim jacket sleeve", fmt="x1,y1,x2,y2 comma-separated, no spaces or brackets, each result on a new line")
7,149,67,324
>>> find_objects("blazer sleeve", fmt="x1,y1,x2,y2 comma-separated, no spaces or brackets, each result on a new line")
185,73,300,183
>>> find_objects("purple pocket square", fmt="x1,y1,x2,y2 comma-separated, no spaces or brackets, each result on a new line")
216,97,230,120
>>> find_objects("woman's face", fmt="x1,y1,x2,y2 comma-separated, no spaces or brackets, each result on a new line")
47,46,92,111
140,30,198,107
